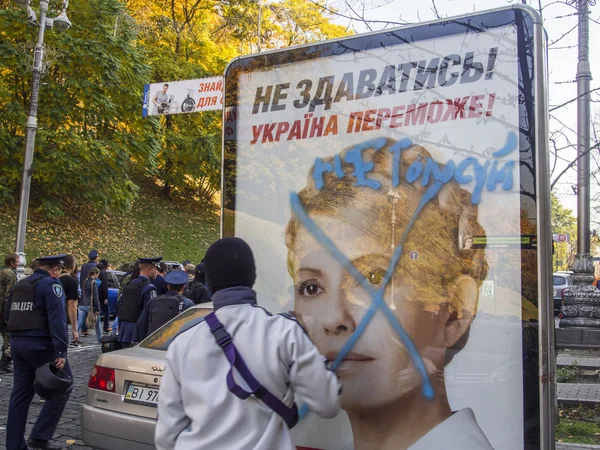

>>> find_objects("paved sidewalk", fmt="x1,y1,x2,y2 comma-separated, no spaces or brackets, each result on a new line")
558,383,600,407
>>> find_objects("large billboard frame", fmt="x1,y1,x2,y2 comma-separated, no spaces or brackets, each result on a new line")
221,5,554,449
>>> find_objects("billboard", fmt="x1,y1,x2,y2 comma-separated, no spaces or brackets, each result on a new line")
223,5,551,450
142,76,223,117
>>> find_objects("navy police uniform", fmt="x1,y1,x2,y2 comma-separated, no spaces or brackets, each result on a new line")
4,255,72,450
134,270,194,341
79,249,98,294
152,273,168,296
117,257,161,346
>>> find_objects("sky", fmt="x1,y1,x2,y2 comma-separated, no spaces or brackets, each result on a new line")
324,0,600,223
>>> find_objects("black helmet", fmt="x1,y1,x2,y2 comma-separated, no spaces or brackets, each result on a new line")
34,363,73,400
100,334,122,353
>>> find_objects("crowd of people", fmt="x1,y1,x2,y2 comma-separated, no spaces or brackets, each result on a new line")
0,250,211,374
0,239,342,450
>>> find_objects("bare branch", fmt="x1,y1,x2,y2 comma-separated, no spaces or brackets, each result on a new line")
306,0,409,26
431,0,441,19
345,0,373,32
551,142,600,190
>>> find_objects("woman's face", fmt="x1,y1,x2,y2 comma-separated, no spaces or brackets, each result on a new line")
291,215,450,412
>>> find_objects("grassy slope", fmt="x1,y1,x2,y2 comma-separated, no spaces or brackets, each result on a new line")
0,183,220,267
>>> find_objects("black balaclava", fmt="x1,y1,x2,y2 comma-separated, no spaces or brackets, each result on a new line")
204,237,256,294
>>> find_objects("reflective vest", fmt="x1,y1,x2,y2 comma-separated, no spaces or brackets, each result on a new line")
8,275,49,332
119,278,151,322
147,294,186,336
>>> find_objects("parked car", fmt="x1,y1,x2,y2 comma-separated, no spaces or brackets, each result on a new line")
106,270,126,316
553,271,573,313
117,261,184,274
81,304,213,450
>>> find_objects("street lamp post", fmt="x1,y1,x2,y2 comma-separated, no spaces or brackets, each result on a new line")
560,0,600,329
13,0,71,278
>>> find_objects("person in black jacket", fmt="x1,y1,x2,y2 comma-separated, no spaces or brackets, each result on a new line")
135,270,194,341
78,268,102,342
152,262,168,296
183,262,210,304
5,255,72,450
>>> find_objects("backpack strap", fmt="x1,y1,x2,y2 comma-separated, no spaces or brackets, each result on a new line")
204,312,299,429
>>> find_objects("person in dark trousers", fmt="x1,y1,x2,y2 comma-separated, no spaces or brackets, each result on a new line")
79,250,99,336
58,255,80,348
183,262,210,305
152,262,168,296
5,255,72,450
0,253,19,373
135,270,194,341
117,257,161,347
97,259,110,333
78,268,102,342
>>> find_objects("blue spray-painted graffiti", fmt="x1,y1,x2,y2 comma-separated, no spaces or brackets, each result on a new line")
312,132,517,205
294,133,517,420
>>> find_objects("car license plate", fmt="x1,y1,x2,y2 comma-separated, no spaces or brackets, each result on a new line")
124,384,159,406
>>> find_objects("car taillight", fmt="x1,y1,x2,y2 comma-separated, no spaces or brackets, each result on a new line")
88,365,115,392
561,288,566,300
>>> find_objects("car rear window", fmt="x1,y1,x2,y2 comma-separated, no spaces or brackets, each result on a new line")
138,307,213,351
553,276,566,285
107,273,119,289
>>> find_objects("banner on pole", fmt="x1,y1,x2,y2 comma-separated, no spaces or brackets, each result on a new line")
142,77,223,117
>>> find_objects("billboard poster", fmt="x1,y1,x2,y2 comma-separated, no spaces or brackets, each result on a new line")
223,6,550,450
142,76,223,117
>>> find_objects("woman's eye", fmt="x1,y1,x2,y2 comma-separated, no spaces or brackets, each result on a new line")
304,284,321,296
296,279,325,297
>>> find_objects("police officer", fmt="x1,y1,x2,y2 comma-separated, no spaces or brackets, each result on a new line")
4,255,71,450
134,269,194,341
117,256,161,347
79,249,98,294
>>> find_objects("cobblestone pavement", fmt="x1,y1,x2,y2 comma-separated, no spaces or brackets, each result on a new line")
0,335,102,450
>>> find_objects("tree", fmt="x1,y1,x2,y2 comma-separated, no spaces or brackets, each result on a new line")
551,193,577,270
0,0,159,216
0,0,353,212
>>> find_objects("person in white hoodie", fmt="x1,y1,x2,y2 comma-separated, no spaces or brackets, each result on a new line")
155,237,341,450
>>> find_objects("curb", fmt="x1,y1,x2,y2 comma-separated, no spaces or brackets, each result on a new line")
558,397,600,407
557,443,600,449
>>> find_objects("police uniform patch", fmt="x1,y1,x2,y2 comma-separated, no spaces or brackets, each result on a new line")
149,290,157,299
52,284,63,297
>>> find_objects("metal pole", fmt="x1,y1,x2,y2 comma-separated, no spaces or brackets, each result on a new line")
577,0,591,254
560,0,600,333
14,0,48,275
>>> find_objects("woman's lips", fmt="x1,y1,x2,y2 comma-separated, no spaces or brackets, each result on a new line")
326,351,375,374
